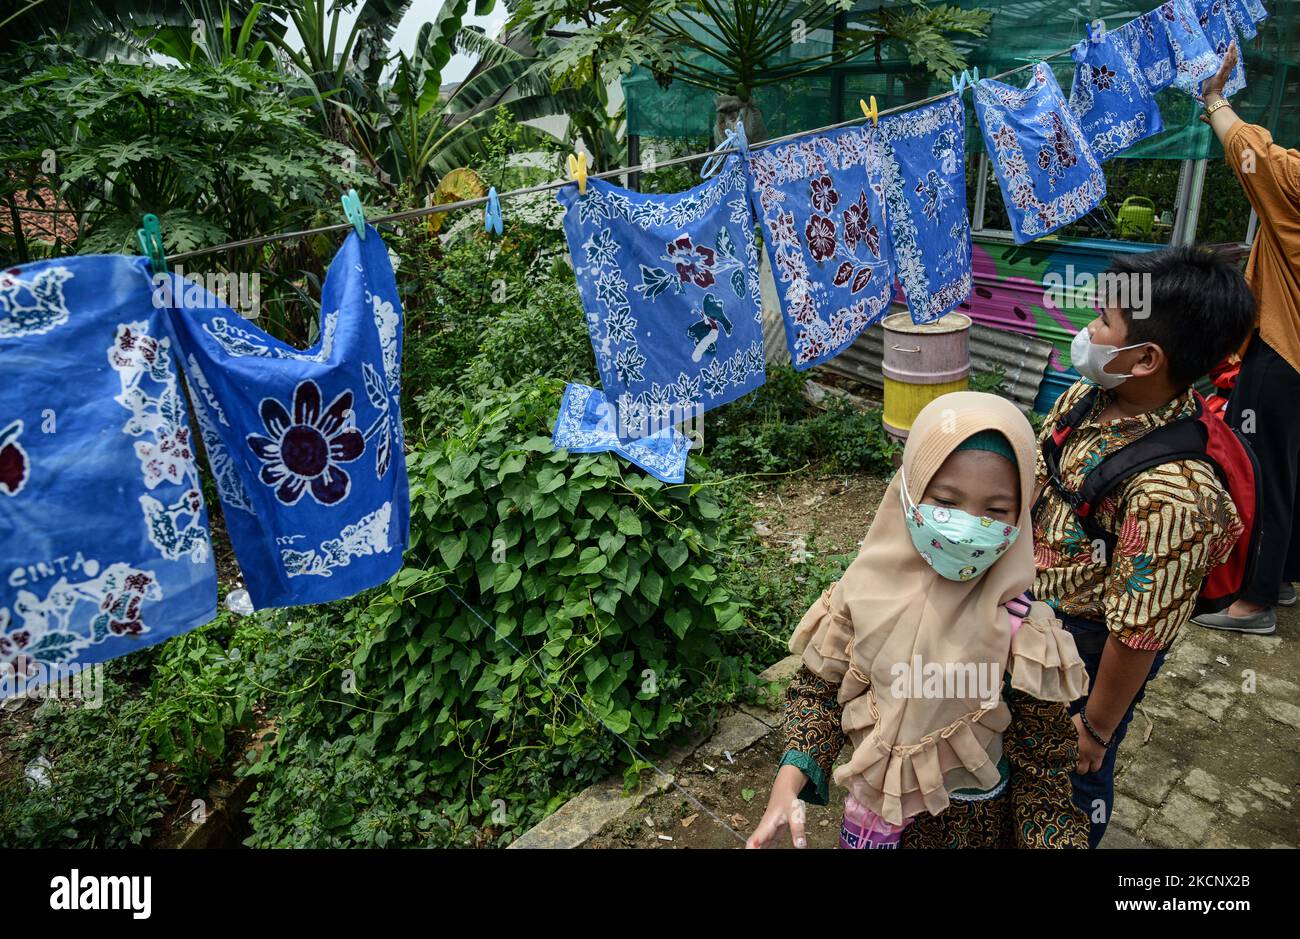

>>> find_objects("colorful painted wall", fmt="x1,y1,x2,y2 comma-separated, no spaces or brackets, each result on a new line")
954,235,1161,412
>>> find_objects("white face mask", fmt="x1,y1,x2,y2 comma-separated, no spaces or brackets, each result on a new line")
1070,328,1148,390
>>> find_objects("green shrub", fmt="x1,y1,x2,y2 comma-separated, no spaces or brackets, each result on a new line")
463,277,597,392
345,377,751,841
242,735,439,848
0,681,168,847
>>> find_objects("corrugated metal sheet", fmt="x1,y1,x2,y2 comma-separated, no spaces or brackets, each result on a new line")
758,248,791,367
817,306,1055,413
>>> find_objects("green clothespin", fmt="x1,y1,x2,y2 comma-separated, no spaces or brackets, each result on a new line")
136,213,167,275
340,188,366,240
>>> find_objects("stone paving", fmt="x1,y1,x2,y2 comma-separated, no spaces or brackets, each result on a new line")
1098,602,1299,848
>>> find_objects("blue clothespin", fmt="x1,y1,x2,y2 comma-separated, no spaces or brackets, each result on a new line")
701,128,739,178
951,72,966,95
340,188,366,240
136,213,167,275
484,186,503,236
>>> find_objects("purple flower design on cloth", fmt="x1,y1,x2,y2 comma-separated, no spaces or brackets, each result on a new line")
805,215,837,262
665,235,717,289
247,379,365,506
809,175,840,213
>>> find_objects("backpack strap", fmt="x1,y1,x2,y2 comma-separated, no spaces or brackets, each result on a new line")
1036,389,1215,550
1033,385,1101,522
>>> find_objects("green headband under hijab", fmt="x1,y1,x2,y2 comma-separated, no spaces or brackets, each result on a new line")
952,429,1017,465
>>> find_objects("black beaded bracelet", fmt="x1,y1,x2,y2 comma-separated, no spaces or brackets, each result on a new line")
1080,709,1112,748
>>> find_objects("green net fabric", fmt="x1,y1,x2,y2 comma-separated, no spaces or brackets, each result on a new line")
622,0,1298,159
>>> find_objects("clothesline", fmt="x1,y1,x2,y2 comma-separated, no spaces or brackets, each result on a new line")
164,46,1077,264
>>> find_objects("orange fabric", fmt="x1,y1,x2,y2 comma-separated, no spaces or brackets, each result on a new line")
1223,121,1300,375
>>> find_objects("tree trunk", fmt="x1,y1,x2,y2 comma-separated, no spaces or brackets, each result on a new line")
714,94,769,144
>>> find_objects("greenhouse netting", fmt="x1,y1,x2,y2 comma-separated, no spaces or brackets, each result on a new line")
622,0,1299,159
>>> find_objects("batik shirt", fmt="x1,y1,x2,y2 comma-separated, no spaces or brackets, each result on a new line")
167,225,410,610
1070,27,1164,160
551,382,691,484
556,148,765,443
974,63,1107,244
780,665,1088,848
1,256,216,692
747,123,894,369
1031,379,1242,651
878,96,973,323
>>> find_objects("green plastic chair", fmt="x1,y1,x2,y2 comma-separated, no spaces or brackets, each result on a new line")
1116,196,1156,239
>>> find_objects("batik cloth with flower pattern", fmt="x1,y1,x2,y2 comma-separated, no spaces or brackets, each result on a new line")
974,63,1107,245
0,256,216,693
1225,0,1269,41
1123,0,1222,95
877,97,972,324
555,139,765,444
551,383,691,484
1193,0,1252,97
166,225,410,609
747,122,895,369
1069,27,1164,161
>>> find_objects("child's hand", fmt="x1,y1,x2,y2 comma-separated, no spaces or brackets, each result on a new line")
746,767,809,848
1072,713,1108,774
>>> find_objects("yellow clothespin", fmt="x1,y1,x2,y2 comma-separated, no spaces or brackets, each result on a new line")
567,152,588,195
859,96,879,126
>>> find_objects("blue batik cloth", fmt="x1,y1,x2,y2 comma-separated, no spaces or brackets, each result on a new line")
878,96,972,324
1070,27,1164,161
556,133,765,445
1125,0,1221,94
0,256,216,694
551,383,691,484
166,224,410,609
1194,0,1247,97
1227,0,1269,40
748,122,894,370
974,63,1107,245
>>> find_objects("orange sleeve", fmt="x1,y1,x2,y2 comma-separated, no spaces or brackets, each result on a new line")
1223,121,1300,227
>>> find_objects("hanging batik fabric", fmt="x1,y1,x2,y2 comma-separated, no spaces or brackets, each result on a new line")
0,257,216,692
1069,27,1164,160
551,383,692,484
166,225,410,609
974,63,1107,245
877,96,972,324
748,123,894,370
556,136,765,443
1126,0,1221,94
1194,0,1247,97
1226,0,1269,40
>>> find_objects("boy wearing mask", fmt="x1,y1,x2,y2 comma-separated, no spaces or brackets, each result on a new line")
1032,245,1257,847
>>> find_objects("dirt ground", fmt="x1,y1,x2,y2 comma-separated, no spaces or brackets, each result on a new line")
588,471,1300,850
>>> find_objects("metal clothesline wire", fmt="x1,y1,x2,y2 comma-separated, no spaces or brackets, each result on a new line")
164,46,1077,265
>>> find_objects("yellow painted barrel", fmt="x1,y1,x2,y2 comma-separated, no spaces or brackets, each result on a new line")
881,311,971,443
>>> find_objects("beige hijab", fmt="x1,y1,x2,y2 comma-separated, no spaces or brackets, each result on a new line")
790,391,1086,824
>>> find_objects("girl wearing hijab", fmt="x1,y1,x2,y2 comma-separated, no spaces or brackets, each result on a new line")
748,392,1090,849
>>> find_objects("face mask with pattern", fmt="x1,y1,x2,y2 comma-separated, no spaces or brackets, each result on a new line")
898,467,1019,581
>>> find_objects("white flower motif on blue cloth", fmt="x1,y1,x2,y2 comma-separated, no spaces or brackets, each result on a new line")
878,97,972,324
974,63,1107,245
1070,22,1165,161
551,383,691,484
748,122,894,369
557,134,765,437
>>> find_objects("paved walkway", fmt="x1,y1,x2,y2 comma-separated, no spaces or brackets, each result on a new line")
1100,602,1298,848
